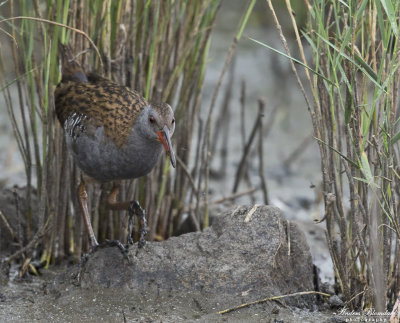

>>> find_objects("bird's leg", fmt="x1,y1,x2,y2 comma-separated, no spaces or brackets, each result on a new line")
76,180,128,265
77,180,99,248
107,182,147,247
107,182,130,244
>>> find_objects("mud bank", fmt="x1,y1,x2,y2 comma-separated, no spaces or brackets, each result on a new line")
0,205,341,322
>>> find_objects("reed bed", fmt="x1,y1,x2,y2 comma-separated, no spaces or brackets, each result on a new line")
0,0,226,264
262,0,400,311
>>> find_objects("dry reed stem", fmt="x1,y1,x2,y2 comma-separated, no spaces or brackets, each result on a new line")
218,291,330,315
6,224,47,263
265,1,313,113
232,99,264,193
0,209,15,240
0,16,103,67
0,26,17,45
284,0,314,97
257,98,268,205
210,56,235,161
176,155,198,195
200,36,239,228
240,80,247,149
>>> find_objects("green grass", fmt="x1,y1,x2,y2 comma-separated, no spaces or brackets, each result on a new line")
262,0,400,311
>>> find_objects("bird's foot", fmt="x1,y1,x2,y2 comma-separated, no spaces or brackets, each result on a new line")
128,201,147,248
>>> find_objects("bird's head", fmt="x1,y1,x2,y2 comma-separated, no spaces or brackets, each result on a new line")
138,102,176,168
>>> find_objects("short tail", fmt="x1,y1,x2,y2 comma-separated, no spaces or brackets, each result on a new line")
58,43,88,83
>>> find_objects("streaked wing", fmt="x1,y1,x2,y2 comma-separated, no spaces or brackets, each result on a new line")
55,76,148,147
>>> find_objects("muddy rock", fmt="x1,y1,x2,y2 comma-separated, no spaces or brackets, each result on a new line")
57,205,316,310
0,205,332,322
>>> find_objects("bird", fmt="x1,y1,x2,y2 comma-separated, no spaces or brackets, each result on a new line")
54,44,176,252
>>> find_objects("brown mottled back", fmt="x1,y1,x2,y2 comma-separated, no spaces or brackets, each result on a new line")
55,46,148,147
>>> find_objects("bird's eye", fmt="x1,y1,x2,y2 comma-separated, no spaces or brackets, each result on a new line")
172,118,175,124
149,116,155,124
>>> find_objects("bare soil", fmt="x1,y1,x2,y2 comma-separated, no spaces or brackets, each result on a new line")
0,206,339,322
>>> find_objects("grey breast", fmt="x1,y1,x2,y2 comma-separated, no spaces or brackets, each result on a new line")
64,117,163,182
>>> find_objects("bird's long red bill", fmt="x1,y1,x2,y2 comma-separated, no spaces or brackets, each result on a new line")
158,125,176,168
